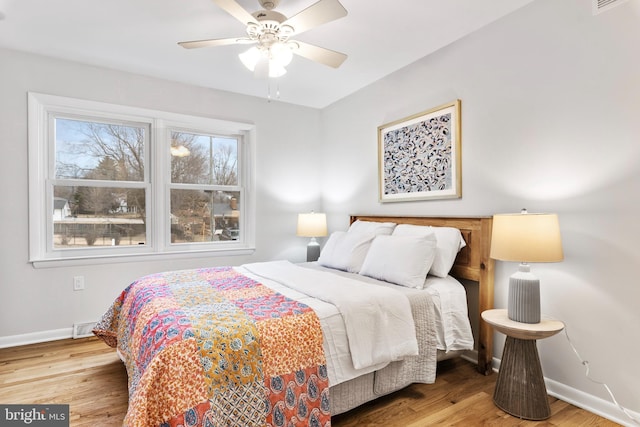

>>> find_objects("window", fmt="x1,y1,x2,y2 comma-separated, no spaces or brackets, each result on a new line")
28,93,255,266
53,117,149,249
169,130,241,244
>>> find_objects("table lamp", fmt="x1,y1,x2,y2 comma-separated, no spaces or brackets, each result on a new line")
490,209,563,323
297,212,327,262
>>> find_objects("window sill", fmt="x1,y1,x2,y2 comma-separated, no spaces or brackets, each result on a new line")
30,246,256,269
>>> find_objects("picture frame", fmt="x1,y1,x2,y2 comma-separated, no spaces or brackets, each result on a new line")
378,99,461,202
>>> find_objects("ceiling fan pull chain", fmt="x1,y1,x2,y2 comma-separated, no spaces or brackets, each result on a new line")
266,79,281,103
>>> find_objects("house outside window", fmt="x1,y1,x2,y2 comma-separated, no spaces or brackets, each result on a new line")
28,93,255,266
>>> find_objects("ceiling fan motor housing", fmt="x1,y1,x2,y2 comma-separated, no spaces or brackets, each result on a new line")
258,0,280,10
248,10,293,44
251,9,287,24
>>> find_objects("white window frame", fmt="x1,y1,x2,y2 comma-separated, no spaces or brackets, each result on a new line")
28,92,256,267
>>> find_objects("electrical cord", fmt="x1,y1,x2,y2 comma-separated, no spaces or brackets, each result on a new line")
563,326,640,426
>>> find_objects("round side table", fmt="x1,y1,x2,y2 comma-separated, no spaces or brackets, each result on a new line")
481,309,564,420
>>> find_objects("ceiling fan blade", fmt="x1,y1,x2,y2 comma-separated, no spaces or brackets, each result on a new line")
178,37,254,49
291,41,347,68
210,0,258,26
283,0,347,35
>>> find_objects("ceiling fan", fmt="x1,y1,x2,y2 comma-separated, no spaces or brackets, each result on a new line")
178,0,348,78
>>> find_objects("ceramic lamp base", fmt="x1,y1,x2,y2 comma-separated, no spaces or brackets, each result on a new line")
508,264,540,324
306,238,321,262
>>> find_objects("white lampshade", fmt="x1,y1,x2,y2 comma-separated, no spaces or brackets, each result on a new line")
490,212,563,263
297,212,327,237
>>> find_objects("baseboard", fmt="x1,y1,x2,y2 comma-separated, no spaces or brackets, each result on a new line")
0,328,73,349
546,378,640,427
460,349,479,364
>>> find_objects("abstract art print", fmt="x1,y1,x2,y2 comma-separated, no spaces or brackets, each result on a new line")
378,100,461,202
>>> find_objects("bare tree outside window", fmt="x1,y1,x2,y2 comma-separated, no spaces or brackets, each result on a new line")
53,118,147,248
170,131,240,243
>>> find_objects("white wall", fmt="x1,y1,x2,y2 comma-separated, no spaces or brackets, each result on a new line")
320,0,640,424
0,48,323,340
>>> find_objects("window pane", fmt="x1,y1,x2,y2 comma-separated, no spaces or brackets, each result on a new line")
55,118,145,181
171,132,238,185
53,185,146,248
170,189,240,243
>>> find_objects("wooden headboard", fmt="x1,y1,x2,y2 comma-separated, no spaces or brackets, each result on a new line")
350,215,495,375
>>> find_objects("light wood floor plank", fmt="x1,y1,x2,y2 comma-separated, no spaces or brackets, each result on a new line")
0,337,622,426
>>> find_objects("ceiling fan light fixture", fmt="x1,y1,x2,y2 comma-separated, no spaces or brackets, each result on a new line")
254,56,287,78
270,42,293,67
239,46,262,71
239,44,289,78
267,61,287,78
170,145,191,157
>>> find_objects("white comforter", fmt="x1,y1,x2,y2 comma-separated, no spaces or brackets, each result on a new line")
241,260,419,371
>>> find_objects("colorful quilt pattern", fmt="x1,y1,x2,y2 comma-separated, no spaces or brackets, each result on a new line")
93,267,330,427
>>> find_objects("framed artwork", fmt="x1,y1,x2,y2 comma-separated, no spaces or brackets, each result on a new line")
378,100,461,202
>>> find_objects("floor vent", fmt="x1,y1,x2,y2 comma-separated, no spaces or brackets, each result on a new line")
73,322,97,339
593,0,628,14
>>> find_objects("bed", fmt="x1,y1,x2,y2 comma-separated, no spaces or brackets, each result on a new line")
329,215,495,415
93,215,494,426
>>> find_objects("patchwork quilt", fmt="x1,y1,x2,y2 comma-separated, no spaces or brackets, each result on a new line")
93,267,330,427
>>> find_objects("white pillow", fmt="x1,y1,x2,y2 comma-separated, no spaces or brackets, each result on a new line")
348,220,396,236
392,224,466,278
359,234,437,289
317,231,375,273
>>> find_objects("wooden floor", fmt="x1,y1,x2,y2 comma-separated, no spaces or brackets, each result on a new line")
0,337,620,426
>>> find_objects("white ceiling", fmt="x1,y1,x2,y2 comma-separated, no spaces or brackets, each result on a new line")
0,0,534,108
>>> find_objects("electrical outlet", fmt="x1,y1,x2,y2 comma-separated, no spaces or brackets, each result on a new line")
73,276,85,291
